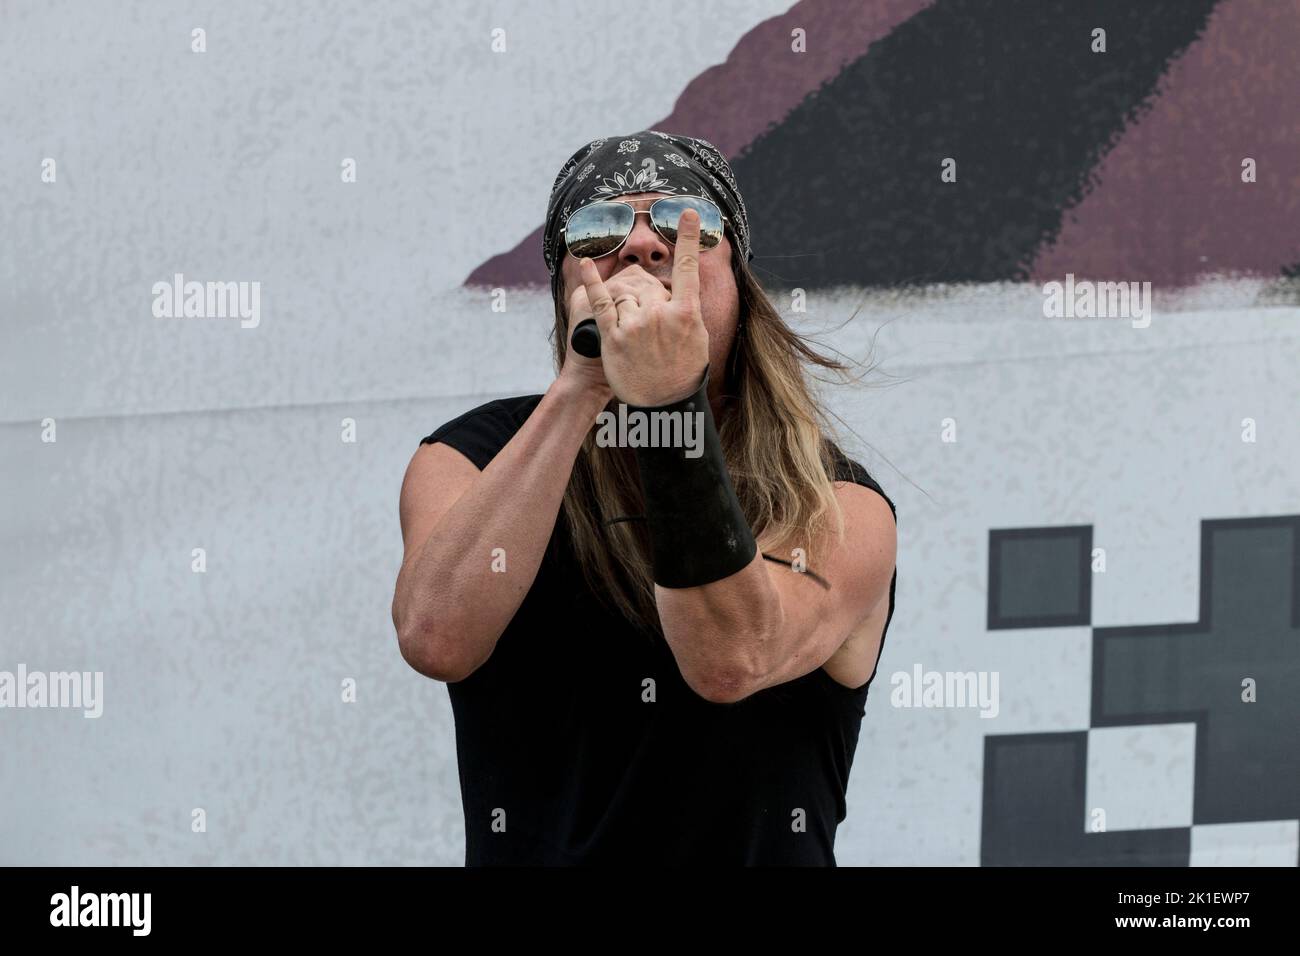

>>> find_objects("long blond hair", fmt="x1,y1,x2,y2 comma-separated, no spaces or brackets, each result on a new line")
551,243,865,640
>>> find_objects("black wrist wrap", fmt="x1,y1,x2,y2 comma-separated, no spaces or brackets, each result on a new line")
627,365,758,588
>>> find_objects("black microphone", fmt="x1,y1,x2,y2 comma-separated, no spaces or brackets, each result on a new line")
570,318,602,358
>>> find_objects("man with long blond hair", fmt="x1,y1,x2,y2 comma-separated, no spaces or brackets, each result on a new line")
392,131,898,866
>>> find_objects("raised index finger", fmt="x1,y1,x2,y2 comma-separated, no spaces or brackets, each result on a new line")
671,207,701,308
578,256,619,340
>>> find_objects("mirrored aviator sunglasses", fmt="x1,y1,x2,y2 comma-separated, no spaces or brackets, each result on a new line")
561,195,727,260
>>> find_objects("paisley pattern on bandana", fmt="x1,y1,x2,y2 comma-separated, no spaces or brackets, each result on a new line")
542,130,753,288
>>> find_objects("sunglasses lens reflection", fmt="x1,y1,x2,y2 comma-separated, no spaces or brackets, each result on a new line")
652,198,724,247
565,203,635,258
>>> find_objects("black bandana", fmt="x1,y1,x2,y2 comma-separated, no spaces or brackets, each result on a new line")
542,130,753,297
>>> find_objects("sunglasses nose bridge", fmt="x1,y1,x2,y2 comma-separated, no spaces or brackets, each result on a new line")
617,210,673,263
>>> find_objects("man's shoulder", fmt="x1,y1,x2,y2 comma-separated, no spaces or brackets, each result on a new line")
419,394,544,444
824,440,896,519
418,394,545,470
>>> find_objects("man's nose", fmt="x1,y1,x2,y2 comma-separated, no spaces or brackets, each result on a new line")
618,212,671,268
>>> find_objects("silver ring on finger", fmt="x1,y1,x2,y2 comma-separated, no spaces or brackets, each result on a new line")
613,293,638,326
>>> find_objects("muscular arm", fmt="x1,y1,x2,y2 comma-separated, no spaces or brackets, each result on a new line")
392,378,610,682
655,481,897,704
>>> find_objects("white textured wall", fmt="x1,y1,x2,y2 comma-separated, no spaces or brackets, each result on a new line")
2,0,1297,865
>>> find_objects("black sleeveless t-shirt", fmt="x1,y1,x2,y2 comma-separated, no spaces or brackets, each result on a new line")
419,394,897,866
